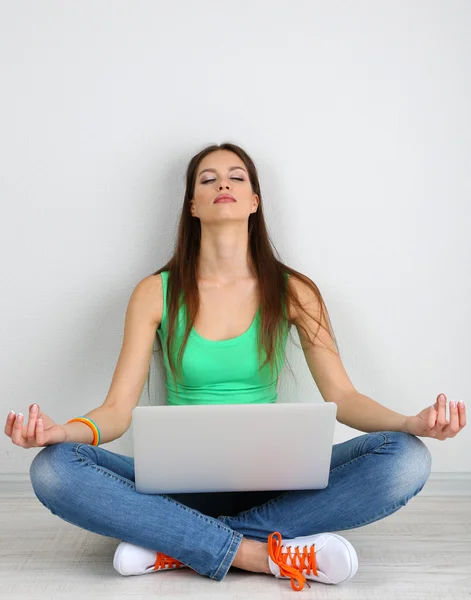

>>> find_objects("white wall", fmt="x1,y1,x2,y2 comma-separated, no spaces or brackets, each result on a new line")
1,0,469,475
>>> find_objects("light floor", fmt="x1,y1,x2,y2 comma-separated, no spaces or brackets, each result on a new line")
0,474,470,600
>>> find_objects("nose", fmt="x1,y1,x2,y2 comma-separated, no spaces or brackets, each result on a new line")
218,183,230,190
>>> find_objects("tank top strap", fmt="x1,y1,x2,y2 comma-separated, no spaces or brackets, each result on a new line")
159,270,169,330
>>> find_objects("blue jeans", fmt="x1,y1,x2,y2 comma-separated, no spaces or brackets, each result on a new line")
29,430,431,582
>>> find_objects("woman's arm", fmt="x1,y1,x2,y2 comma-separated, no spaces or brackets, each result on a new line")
64,274,163,444
335,390,407,433
63,404,132,444
289,276,408,433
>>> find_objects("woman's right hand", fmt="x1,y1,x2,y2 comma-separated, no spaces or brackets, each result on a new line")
4,404,67,448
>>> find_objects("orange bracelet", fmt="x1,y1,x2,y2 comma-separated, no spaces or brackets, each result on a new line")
66,417,101,446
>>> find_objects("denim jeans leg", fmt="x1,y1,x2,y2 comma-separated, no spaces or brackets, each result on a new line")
29,442,243,581
217,431,432,541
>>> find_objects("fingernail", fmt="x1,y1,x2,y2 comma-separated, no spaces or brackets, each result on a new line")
459,400,465,408
18,413,23,419
440,394,445,400
450,401,456,408
31,404,37,412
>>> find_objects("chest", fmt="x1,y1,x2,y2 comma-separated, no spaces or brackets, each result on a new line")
192,278,294,342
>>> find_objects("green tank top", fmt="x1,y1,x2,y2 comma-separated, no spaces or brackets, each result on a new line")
156,270,290,405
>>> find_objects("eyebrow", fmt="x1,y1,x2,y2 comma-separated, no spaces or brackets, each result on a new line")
197,166,247,177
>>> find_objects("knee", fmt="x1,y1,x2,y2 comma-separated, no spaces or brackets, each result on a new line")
383,431,432,495
29,442,79,505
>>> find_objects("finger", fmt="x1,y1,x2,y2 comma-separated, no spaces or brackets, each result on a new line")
36,418,44,446
26,404,38,440
428,405,437,429
445,401,460,436
458,401,466,428
11,413,26,447
4,411,15,437
437,396,448,428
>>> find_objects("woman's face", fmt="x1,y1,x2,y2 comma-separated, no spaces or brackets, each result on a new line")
190,150,259,223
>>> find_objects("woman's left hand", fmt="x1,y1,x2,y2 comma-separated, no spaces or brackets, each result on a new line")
404,393,466,439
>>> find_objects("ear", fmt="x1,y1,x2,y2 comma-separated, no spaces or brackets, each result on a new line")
251,195,259,213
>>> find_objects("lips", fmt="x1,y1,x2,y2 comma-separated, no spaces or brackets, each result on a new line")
214,194,236,203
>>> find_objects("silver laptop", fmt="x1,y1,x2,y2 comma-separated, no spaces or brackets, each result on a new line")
132,402,337,494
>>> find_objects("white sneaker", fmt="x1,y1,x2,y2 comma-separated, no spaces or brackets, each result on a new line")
267,531,358,591
113,541,188,576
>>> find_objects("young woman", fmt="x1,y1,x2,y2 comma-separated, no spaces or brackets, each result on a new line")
6,143,466,592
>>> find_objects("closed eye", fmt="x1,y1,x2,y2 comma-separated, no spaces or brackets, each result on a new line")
201,177,244,184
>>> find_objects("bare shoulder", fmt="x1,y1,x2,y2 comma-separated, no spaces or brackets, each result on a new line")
286,272,321,324
287,272,337,352
131,273,163,328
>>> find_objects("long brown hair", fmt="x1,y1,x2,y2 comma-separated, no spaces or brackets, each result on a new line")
147,142,340,399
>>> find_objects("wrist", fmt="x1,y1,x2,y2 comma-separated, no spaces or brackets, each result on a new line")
63,421,95,444
402,415,411,434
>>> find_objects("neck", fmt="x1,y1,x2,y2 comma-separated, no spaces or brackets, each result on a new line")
197,222,255,283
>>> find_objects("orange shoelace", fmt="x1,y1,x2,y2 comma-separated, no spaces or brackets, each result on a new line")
154,552,186,570
268,531,318,592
